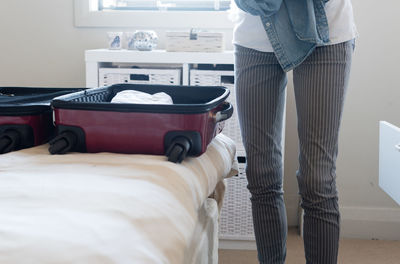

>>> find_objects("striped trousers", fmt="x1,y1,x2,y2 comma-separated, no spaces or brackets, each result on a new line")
234,41,354,264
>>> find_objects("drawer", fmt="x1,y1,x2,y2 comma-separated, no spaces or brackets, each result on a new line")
379,121,400,205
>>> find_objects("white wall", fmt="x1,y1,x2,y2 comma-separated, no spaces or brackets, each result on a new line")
283,0,400,239
1,0,399,240
0,1,233,87
337,0,400,239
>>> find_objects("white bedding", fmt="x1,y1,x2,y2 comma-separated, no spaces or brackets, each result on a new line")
0,134,237,264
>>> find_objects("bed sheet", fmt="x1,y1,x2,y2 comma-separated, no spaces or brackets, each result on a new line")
0,133,237,264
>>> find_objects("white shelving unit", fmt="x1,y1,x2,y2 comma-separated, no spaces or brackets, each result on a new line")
85,49,234,87
85,49,259,250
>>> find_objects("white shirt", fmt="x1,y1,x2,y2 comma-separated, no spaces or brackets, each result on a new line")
231,0,358,52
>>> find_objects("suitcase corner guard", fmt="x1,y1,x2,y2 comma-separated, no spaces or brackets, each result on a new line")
164,131,202,163
49,125,86,155
0,125,34,154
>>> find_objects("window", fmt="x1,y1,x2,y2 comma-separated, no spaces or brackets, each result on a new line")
75,0,233,28
100,0,231,11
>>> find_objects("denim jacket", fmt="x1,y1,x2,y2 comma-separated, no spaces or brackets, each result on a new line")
234,0,330,71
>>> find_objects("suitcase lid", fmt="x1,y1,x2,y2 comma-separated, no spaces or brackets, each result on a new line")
0,87,85,116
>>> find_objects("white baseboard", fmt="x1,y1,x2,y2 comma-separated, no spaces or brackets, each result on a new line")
220,206,400,251
219,239,257,250
299,206,400,240
340,206,400,240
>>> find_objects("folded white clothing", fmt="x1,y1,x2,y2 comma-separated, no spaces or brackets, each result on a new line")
111,90,174,104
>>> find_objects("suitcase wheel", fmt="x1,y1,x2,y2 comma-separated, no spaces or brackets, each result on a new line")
49,131,77,155
166,136,191,163
0,129,20,154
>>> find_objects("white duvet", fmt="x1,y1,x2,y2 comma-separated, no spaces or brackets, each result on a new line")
0,134,237,264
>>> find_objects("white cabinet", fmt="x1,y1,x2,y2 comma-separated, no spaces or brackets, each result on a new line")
85,49,234,87
379,121,400,205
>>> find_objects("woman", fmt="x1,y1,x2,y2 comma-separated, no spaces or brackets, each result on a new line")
231,0,357,263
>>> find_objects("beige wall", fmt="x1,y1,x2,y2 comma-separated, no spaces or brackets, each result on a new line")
283,0,400,239
1,0,399,239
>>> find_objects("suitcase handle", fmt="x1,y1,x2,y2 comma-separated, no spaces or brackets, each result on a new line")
214,102,233,122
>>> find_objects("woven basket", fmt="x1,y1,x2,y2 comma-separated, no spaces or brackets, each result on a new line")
166,31,224,52
219,152,255,240
190,69,244,152
99,68,181,86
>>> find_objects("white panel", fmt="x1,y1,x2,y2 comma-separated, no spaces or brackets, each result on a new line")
379,121,400,205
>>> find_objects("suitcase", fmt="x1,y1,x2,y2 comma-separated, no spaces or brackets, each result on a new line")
0,87,84,154
49,84,233,163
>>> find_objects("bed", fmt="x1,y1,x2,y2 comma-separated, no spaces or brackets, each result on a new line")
0,133,237,264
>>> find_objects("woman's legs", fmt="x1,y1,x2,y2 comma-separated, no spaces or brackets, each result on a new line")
235,44,288,264
293,41,353,264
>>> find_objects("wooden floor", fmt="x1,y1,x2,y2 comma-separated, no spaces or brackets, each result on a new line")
219,228,400,264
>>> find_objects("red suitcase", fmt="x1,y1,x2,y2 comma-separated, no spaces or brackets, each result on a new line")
0,87,84,154
49,84,233,162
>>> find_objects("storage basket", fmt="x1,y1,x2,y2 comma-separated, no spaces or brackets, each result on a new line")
190,70,254,241
219,153,255,240
166,31,224,52
99,68,181,87
190,69,244,152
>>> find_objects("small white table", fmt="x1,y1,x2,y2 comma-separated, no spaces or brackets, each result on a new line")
379,121,400,205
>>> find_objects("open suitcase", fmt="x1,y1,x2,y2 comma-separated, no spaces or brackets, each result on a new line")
0,87,84,154
49,84,233,163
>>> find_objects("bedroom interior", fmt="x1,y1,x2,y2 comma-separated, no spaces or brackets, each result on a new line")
0,1,399,263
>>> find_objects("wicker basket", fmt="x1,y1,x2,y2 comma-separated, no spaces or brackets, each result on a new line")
190,69,244,152
99,68,181,87
166,31,224,52
190,69,255,241
219,153,255,240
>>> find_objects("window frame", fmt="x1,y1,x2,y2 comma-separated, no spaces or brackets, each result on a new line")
74,0,233,29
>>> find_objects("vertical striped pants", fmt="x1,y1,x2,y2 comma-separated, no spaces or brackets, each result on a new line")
234,41,354,264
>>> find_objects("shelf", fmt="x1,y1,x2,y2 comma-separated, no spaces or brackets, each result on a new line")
85,49,234,64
